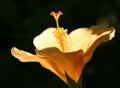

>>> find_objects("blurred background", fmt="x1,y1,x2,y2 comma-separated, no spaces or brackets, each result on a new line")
0,0,120,88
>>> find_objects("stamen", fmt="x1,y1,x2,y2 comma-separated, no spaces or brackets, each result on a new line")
50,11,63,28
53,28,67,52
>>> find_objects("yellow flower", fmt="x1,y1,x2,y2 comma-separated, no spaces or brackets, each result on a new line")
11,11,115,84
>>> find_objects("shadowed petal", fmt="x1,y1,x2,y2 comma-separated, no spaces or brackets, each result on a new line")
36,47,84,83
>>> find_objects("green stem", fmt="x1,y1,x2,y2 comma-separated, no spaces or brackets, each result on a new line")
65,72,83,88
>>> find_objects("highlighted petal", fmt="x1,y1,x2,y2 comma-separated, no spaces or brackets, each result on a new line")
69,28,93,52
33,28,61,50
33,27,72,52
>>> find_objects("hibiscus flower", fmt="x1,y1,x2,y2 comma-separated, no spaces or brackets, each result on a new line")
11,11,115,84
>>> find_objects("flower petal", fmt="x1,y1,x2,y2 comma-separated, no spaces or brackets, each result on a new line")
36,47,84,83
69,26,115,63
33,28,61,50
33,27,72,52
84,26,115,63
69,28,93,52
11,47,61,81
11,47,40,62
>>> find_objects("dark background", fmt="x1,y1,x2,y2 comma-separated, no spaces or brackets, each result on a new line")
0,0,120,88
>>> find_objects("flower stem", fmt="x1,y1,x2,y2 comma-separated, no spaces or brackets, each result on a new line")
65,72,83,88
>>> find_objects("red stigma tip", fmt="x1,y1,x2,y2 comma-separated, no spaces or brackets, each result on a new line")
58,11,63,15
50,11,63,28
50,11,63,16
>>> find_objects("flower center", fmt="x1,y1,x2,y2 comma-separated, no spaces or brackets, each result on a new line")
50,11,67,52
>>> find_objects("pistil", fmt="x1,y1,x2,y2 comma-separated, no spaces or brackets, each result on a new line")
50,11,67,52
